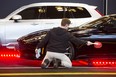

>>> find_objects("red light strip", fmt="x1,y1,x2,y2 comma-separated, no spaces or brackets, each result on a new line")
93,61,116,65
0,54,20,58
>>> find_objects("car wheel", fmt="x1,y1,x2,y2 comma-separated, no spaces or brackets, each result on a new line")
66,42,75,60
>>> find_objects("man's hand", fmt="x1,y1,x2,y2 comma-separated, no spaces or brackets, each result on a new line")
87,41,93,46
35,48,38,54
35,48,41,58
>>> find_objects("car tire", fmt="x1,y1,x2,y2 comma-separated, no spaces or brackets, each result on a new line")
66,42,75,60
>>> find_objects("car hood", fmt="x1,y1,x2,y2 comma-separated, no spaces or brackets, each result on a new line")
17,29,50,43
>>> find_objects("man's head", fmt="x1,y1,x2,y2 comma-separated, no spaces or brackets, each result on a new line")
61,18,71,27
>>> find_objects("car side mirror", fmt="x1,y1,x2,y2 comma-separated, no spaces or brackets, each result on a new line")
12,15,22,22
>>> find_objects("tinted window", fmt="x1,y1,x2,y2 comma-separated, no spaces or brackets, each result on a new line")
83,17,116,33
17,6,91,19
45,6,91,19
103,18,116,33
18,7,40,19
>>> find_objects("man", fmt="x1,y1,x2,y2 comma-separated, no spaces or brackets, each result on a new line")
35,18,93,68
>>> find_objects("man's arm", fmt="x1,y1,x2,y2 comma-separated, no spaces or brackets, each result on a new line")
68,33,93,46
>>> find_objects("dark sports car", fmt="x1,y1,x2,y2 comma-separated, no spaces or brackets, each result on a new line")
17,14,116,66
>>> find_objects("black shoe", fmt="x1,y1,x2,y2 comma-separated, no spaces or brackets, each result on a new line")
41,59,50,69
53,58,61,69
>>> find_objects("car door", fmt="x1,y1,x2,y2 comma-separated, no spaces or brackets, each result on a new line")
4,7,46,45
5,20,42,43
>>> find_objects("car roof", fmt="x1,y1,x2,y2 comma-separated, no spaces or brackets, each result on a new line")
25,2,97,9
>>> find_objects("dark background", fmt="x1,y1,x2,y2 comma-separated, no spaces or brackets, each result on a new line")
0,0,115,18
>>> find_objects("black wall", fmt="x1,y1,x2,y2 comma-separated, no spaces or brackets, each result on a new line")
0,0,115,18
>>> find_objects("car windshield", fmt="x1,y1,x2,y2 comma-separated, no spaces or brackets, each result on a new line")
69,14,116,33
79,16,110,29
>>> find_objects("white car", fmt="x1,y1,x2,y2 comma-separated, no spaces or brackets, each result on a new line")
0,2,102,49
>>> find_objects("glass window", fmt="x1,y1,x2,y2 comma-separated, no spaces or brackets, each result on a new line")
45,6,63,19
65,7,91,18
43,6,91,19
103,18,116,33
17,6,91,19
18,7,41,19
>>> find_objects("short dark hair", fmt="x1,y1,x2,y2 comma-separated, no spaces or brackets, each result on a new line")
61,18,71,26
